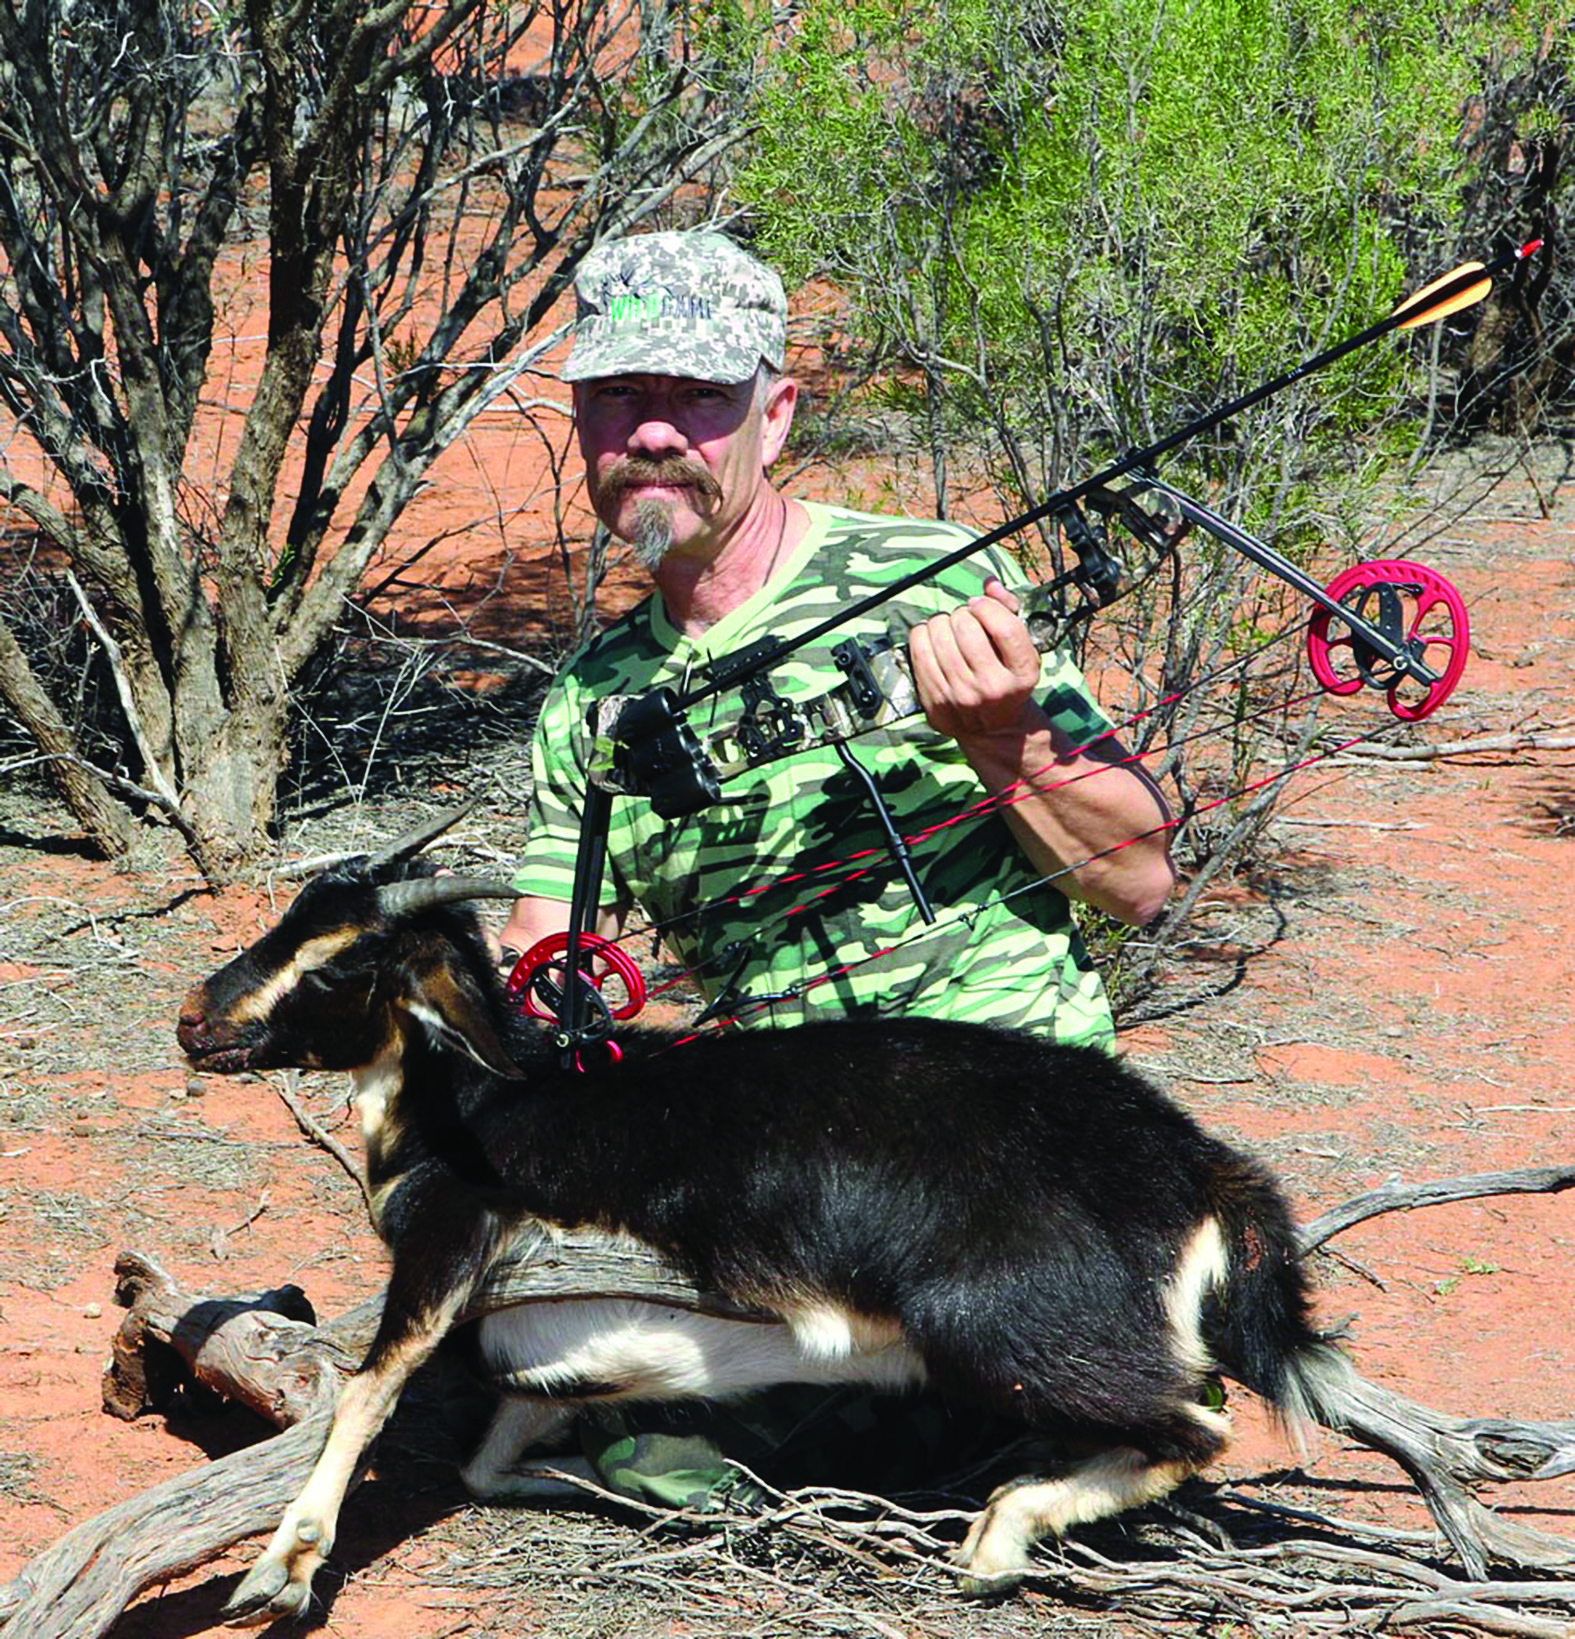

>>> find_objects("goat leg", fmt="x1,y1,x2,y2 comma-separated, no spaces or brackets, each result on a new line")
225,1173,509,1625
954,1451,1201,1597
221,1286,472,1626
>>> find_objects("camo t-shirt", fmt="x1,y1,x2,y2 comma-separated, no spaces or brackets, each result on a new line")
514,502,1116,1046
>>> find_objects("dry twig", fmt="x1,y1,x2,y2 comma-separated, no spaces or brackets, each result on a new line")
1337,730,1575,761
271,1070,374,1214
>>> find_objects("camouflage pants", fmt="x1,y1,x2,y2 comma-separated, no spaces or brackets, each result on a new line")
577,1387,1053,1513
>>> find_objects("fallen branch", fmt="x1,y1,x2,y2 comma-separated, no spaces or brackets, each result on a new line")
1336,730,1575,761
0,1414,336,1639
1298,1162,1575,1253
0,1234,767,1639
1306,1366,1575,1581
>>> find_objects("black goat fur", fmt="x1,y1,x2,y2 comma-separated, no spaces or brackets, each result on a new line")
179,856,1349,1615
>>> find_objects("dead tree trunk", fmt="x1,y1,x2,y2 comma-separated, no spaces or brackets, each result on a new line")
0,1235,768,1639
0,1256,359,1639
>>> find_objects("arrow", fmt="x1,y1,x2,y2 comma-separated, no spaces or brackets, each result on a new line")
678,238,1545,713
1394,241,1539,330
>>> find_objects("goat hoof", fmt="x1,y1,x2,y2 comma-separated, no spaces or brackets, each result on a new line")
955,1566,1025,1601
951,1535,1029,1602
222,1558,312,1626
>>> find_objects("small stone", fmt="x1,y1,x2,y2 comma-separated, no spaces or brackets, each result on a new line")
169,1086,187,1101
83,1302,102,1319
184,1073,206,1098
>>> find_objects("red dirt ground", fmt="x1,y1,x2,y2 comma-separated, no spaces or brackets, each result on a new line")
0,445,1572,1636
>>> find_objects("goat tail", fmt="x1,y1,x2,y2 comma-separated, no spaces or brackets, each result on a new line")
1197,1153,1353,1439
1274,1333,1360,1447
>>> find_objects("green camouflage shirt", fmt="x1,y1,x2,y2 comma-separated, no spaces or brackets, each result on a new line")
515,502,1116,1046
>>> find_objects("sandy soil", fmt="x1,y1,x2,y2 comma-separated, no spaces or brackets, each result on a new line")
0,446,1572,1637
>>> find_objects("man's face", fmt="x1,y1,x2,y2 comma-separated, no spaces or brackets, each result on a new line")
574,370,796,566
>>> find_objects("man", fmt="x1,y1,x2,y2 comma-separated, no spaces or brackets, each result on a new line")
499,228,1175,1509
502,229,1173,1046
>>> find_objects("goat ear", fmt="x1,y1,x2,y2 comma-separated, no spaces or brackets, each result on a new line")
400,957,526,1081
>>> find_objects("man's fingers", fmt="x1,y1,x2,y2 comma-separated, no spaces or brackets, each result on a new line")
908,619,937,690
946,609,1013,691
963,595,1039,680
919,608,972,689
981,576,1021,613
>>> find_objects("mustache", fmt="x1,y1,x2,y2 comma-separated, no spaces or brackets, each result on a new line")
601,457,723,503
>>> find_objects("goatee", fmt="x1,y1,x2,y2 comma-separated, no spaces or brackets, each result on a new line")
601,457,722,569
630,500,675,569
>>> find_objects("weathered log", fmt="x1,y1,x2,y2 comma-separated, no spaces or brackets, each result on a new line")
0,1412,334,1639
0,1253,366,1639
103,1250,331,1424
1310,1367,1575,1581
458,1223,775,1324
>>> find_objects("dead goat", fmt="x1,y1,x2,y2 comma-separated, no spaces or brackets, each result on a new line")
178,825,1353,1624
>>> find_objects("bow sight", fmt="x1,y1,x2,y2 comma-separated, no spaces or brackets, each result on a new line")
515,238,1542,1067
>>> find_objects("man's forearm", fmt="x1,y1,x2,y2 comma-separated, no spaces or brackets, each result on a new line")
952,706,1175,926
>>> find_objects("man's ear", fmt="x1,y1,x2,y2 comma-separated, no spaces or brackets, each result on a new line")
760,373,798,467
401,955,526,1080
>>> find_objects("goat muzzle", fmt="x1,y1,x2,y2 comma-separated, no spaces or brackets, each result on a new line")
176,986,239,1065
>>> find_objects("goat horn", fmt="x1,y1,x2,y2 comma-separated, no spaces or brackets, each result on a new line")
366,804,479,870
375,876,520,919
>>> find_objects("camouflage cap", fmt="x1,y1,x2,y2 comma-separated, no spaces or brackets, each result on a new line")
562,230,786,385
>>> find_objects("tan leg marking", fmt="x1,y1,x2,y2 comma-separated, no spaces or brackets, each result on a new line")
225,1301,468,1624
955,1449,1197,1595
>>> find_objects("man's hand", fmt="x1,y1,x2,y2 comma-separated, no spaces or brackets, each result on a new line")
499,896,625,971
907,577,1175,926
908,578,1041,741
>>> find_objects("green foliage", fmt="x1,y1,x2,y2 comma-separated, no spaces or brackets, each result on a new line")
737,0,1535,519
